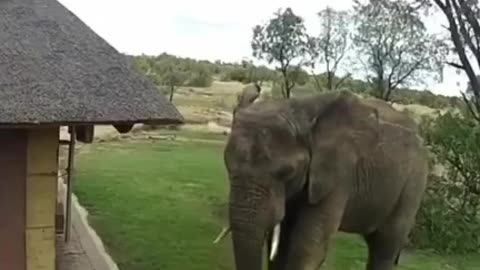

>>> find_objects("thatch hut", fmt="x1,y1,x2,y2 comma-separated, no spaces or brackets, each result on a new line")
0,0,183,269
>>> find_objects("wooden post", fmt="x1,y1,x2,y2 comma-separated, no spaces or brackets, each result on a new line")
64,127,76,242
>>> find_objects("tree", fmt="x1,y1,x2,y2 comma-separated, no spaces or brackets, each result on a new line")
413,110,480,253
241,59,273,86
429,0,480,122
133,55,160,84
157,63,188,102
309,6,352,91
251,7,311,98
185,63,214,87
352,0,447,101
251,65,277,85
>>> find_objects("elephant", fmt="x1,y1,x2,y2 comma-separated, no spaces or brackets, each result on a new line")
217,90,429,270
234,82,262,113
361,97,419,133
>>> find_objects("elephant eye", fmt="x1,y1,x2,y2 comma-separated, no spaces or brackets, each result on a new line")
273,164,294,180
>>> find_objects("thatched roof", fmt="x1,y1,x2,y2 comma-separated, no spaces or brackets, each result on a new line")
0,0,183,127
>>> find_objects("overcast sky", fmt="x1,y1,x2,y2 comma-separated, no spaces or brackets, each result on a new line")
58,0,472,97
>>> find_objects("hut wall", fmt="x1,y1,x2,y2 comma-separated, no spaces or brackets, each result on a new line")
26,128,59,270
0,130,28,270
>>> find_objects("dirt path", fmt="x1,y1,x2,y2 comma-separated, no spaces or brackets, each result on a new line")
57,125,121,270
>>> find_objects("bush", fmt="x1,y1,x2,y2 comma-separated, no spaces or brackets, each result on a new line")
411,112,480,254
186,71,213,87
223,67,250,83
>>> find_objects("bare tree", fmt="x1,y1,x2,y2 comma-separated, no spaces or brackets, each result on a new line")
430,0,480,121
352,0,447,101
310,6,352,91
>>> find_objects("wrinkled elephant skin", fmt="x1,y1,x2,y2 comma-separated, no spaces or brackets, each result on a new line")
223,91,429,270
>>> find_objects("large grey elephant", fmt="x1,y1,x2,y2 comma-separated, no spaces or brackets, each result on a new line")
217,90,429,270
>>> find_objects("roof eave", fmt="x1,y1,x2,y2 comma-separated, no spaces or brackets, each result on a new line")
0,118,184,130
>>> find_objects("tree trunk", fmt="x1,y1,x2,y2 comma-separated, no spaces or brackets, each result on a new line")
384,86,393,102
169,84,175,102
327,71,333,91
282,69,291,99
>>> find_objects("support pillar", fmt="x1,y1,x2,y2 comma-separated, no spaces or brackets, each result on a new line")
0,130,28,270
0,127,60,270
26,128,59,270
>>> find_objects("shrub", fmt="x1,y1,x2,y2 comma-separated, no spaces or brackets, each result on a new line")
411,112,480,253
185,67,213,87
224,67,250,83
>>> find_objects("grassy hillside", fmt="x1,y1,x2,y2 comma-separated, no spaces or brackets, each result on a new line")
168,80,444,129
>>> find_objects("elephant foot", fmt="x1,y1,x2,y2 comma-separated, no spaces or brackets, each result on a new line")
364,231,403,270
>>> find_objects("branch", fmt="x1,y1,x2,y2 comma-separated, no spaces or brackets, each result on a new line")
334,73,352,89
446,147,480,195
386,49,405,91
391,58,424,90
441,0,480,107
331,36,348,76
433,0,447,10
458,0,480,45
447,61,465,69
461,91,480,121
310,70,323,92
324,38,331,75
357,55,373,85
452,0,480,70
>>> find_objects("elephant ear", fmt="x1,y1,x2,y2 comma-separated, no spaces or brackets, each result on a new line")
306,92,380,204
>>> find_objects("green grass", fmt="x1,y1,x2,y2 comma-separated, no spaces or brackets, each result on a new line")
74,133,479,270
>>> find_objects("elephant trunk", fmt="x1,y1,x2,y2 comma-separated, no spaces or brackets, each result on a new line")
229,183,272,270
230,226,265,270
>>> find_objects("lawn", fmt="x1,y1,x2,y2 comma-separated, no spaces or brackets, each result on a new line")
74,131,479,270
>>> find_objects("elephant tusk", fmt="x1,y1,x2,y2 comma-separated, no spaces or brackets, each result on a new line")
269,224,281,261
213,226,230,244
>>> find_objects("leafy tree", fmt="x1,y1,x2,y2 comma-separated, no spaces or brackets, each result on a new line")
133,55,159,84
352,0,447,101
251,7,311,98
160,65,189,102
309,6,352,91
285,66,310,86
412,111,480,253
185,63,213,87
252,65,277,85
223,67,250,83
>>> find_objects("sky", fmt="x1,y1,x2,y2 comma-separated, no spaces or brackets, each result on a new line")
58,0,473,97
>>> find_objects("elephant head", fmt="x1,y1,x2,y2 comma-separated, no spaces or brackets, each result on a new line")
221,90,380,270
234,83,262,115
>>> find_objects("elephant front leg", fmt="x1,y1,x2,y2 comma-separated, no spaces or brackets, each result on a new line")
283,194,346,270
364,230,403,270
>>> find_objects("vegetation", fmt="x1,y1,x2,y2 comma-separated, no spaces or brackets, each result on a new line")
309,6,352,91
74,133,480,270
251,8,311,98
130,53,461,110
133,53,215,101
123,0,480,258
435,0,480,121
352,0,447,101
405,0,480,254
220,60,276,86
412,110,480,253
